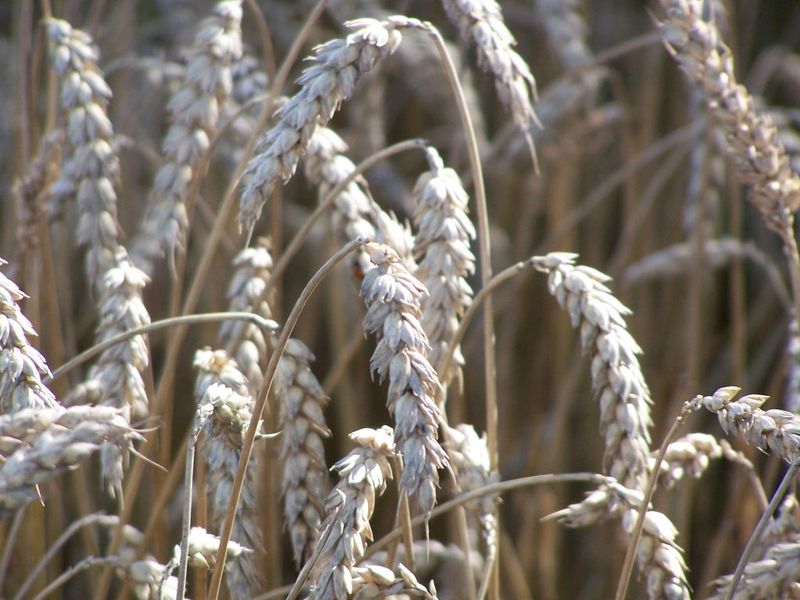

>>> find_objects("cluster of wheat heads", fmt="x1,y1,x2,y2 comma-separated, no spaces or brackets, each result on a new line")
5,0,800,598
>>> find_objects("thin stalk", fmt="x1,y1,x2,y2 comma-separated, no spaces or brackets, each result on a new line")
724,459,800,600
31,557,116,600
207,239,364,600
13,513,110,600
0,509,25,590
176,423,202,599
47,312,277,383
614,398,698,600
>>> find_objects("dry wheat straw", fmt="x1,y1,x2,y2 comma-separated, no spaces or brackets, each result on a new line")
239,17,408,234
309,426,395,600
698,386,800,463
194,348,261,597
360,242,449,514
659,0,800,226
413,147,475,385
0,405,142,514
276,337,331,567
445,424,497,559
219,240,273,396
46,18,122,283
440,0,538,133
0,262,58,412
133,1,243,273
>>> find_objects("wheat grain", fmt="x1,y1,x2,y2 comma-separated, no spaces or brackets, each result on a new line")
360,242,449,514
194,348,261,597
0,261,58,412
309,426,395,600
708,539,800,599
413,146,475,384
351,562,438,599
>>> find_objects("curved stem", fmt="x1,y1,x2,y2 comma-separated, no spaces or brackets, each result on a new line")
47,312,277,383
439,260,534,394
207,238,364,600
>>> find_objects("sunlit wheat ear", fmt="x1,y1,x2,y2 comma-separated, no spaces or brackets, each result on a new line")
440,0,538,135
659,0,800,224
360,242,449,514
413,146,476,386
309,426,395,600
132,0,243,274
239,17,410,233
0,261,58,412
275,336,331,568
532,252,653,490
698,386,800,462
445,424,498,560
654,433,752,490
0,405,143,514
545,479,690,599
219,239,273,396
45,18,123,284
194,348,262,598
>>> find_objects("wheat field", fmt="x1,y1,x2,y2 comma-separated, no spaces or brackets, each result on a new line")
2,0,800,598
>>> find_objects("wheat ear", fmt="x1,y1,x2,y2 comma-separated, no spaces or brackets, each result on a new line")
132,1,243,273
360,242,449,514
0,261,58,411
309,426,395,600
413,146,476,385
194,348,262,598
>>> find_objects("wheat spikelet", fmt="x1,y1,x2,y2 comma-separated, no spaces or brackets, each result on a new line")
532,252,652,490
239,17,407,233
309,426,395,600
360,242,449,514
413,147,475,384
351,562,438,599
708,539,800,599
658,0,800,225
0,405,143,514
0,261,58,412
440,0,538,132
133,0,243,273
655,433,725,489
276,337,331,568
194,348,261,598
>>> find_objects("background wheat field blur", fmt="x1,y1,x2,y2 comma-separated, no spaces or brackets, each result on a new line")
3,1,800,599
